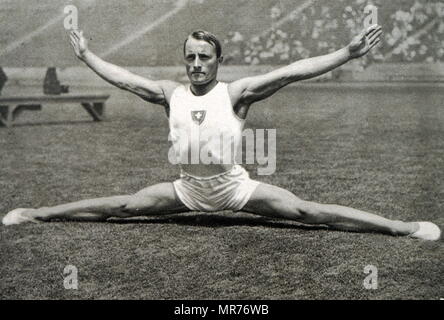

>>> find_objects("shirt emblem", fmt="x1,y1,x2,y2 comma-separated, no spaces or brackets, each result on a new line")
191,110,206,125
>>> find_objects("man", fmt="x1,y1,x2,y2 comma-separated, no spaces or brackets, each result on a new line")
3,25,441,241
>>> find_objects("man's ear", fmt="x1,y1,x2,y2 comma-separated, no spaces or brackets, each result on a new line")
218,56,224,64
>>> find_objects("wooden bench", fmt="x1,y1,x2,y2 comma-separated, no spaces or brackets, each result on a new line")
0,93,110,127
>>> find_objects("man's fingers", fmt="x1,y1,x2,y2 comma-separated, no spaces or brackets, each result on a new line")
69,34,78,45
70,29,83,40
365,27,381,43
369,30,383,44
71,29,79,38
366,25,381,39
69,41,76,51
368,28,382,42
369,38,381,49
358,24,379,41
365,24,379,35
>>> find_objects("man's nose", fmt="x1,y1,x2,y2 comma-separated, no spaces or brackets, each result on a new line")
193,58,202,69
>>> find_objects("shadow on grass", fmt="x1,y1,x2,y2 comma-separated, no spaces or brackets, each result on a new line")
105,212,329,232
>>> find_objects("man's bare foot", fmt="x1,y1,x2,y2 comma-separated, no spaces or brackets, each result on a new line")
409,222,441,241
2,208,40,225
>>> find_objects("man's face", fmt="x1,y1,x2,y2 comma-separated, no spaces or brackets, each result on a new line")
184,37,220,86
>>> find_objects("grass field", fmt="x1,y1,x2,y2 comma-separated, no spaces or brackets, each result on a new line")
1,84,443,299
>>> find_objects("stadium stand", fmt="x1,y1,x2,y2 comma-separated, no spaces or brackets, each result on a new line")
224,0,444,66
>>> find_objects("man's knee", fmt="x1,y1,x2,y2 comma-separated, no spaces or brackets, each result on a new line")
121,195,158,216
295,200,327,224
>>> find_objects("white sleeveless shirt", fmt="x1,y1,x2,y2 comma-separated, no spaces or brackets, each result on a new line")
169,82,245,177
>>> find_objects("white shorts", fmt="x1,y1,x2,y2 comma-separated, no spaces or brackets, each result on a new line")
173,165,260,212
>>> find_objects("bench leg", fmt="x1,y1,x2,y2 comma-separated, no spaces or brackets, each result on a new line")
12,104,42,121
0,104,43,127
81,102,105,121
0,105,12,127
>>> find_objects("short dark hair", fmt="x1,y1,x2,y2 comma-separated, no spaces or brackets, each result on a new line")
183,30,222,58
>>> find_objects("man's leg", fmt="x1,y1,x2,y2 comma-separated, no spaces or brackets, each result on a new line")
242,183,420,236
3,182,190,224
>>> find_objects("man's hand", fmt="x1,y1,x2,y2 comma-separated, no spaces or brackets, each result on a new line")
69,30,89,60
348,24,382,59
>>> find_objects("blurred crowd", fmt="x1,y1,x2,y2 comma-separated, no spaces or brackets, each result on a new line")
223,0,444,66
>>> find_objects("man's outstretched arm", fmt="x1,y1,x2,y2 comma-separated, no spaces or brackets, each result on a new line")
69,30,179,106
229,25,382,109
